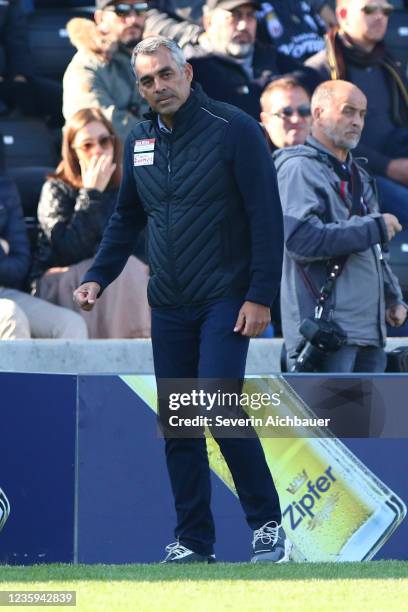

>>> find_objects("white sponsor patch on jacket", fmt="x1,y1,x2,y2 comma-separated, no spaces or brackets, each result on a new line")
134,138,155,152
134,152,154,166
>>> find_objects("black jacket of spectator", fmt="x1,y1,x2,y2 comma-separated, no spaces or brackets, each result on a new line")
189,43,321,120
257,0,326,62
0,0,31,78
306,29,408,176
31,179,119,279
147,0,327,58
31,178,146,281
0,176,30,289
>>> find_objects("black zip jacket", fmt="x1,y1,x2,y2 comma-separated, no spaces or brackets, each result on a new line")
83,85,283,308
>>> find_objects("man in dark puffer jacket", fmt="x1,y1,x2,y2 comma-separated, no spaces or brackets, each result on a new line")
74,36,288,564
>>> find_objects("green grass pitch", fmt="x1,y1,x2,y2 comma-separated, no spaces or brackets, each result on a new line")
0,562,407,611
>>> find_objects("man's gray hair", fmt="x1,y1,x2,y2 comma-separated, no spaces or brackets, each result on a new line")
131,36,186,81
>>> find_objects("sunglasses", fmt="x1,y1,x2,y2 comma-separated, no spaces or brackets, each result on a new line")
361,4,394,16
106,2,148,17
272,105,311,119
73,135,113,152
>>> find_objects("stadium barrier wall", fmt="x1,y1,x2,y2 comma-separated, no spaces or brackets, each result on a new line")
1,367,407,564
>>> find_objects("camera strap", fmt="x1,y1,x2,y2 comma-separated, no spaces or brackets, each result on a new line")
302,143,368,318
315,261,346,319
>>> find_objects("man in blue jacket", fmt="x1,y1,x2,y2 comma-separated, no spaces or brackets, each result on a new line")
73,36,287,564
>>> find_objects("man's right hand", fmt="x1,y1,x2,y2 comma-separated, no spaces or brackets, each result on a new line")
73,282,101,311
382,213,402,241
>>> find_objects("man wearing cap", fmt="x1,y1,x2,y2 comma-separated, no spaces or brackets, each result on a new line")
187,0,320,120
63,1,149,141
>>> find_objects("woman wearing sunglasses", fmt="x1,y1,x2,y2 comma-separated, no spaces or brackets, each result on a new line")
31,107,150,338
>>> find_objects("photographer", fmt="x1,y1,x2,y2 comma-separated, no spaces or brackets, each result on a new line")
275,79,407,373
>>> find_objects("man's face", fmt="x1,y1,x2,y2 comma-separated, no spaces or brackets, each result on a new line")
260,86,311,149
204,4,257,59
313,86,367,152
337,0,393,48
96,1,146,46
136,46,193,117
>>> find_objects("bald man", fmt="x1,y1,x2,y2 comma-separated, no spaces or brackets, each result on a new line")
306,0,408,227
275,80,407,373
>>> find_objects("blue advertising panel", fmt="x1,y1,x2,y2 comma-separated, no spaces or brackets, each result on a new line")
0,374,76,565
0,373,407,564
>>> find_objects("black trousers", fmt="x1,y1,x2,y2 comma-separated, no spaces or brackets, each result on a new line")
151,298,281,556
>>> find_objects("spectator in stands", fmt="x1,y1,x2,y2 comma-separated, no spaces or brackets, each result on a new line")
257,1,327,62
63,0,149,142
260,76,312,150
275,80,406,372
0,0,62,125
258,76,312,338
32,108,150,338
0,173,87,339
306,0,408,227
145,2,335,59
188,0,321,119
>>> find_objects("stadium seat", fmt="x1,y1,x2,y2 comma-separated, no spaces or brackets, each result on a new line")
35,1,93,8
0,119,58,170
7,166,54,251
28,8,93,81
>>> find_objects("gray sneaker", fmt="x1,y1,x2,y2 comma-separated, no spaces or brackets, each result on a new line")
161,542,216,564
251,521,291,563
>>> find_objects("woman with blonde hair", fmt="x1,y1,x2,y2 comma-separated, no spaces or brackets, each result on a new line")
32,107,150,338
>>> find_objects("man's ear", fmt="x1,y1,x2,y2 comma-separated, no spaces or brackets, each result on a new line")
260,111,268,127
312,106,322,121
185,62,194,84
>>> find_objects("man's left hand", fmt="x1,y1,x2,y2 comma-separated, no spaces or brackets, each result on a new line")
234,301,271,337
386,304,408,327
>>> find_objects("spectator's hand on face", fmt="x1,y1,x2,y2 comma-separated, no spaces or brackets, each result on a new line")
79,153,116,192
73,282,101,311
382,213,402,241
386,159,408,187
386,304,408,327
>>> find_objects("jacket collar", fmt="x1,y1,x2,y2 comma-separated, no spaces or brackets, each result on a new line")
305,136,353,181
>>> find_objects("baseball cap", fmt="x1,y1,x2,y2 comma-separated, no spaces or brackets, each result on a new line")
95,1,148,8
205,0,261,11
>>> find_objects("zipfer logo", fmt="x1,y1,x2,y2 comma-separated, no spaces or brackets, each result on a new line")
283,466,337,530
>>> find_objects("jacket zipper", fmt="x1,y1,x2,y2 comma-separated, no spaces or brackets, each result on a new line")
165,139,183,303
